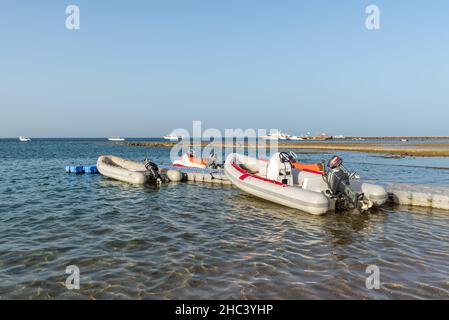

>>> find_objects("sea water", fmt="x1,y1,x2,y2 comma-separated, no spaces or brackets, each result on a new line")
0,138,448,299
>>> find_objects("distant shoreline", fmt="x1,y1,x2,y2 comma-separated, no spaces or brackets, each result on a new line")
128,140,449,157
2,135,449,140
341,136,449,140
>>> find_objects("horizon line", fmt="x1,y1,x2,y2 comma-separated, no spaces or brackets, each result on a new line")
2,135,449,139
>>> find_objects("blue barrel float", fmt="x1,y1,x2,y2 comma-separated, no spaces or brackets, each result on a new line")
65,165,98,174
83,165,99,173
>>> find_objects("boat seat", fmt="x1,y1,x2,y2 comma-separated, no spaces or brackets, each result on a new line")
267,153,293,185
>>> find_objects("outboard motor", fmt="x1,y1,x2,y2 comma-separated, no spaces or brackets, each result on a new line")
144,158,162,184
206,150,223,169
325,155,372,211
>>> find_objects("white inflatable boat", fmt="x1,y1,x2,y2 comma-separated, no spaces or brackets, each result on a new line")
172,151,222,169
224,152,388,215
97,155,161,184
173,153,208,169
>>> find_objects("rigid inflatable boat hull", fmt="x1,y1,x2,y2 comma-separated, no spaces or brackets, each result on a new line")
97,155,153,184
224,154,332,215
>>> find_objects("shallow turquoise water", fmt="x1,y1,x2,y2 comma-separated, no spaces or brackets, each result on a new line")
0,139,448,299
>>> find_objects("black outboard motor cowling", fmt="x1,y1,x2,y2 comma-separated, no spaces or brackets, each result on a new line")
326,155,371,211
327,168,350,196
144,158,161,183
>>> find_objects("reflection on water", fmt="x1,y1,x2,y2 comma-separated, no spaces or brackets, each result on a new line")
0,139,448,299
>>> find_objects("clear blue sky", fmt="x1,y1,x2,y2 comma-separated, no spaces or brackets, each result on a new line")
1,1,448,137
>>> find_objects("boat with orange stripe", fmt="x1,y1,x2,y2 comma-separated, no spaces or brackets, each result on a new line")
224,152,388,215
173,152,208,169
172,151,222,169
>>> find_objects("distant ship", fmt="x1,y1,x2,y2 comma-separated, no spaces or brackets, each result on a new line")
19,136,31,142
260,130,290,141
164,134,180,141
260,135,279,141
108,137,125,141
288,135,304,141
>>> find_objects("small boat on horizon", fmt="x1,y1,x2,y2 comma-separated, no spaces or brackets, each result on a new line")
259,135,279,141
164,134,180,141
260,130,290,141
19,136,31,142
108,136,125,142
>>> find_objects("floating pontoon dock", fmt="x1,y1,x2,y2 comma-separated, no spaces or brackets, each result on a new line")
159,165,231,185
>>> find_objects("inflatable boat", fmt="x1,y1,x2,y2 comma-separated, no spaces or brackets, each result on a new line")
172,152,222,169
173,153,208,168
224,152,388,215
97,155,161,184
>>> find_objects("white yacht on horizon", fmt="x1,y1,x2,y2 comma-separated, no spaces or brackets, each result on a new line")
108,136,125,141
164,134,180,141
19,136,31,142
260,130,290,141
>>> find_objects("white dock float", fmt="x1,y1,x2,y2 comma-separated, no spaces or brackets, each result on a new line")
159,165,231,185
383,183,449,210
